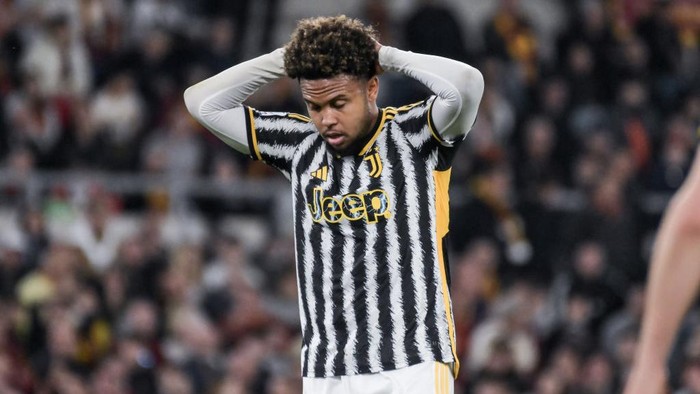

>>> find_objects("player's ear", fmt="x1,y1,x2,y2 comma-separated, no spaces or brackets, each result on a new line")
366,76,379,103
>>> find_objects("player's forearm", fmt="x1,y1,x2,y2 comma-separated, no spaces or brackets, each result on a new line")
635,155,700,368
378,46,483,140
637,225,700,364
183,48,286,153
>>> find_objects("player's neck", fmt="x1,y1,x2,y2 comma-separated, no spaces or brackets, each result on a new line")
334,107,381,157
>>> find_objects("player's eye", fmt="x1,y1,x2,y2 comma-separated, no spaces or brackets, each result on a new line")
332,101,346,109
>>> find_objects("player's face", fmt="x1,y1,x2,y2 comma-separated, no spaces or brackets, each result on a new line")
300,75,379,155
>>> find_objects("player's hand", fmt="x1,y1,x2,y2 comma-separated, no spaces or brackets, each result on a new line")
623,364,668,394
372,38,384,75
373,38,382,52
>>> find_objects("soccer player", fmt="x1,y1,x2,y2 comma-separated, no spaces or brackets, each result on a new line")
623,144,700,394
184,15,483,394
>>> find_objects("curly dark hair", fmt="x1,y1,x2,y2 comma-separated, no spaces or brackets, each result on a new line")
284,15,378,80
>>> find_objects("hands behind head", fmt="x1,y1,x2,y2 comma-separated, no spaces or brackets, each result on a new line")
372,39,384,76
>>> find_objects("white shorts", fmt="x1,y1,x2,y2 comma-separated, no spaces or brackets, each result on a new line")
302,361,454,394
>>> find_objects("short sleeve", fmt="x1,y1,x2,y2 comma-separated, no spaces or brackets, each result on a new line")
244,106,317,177
390,96,464,169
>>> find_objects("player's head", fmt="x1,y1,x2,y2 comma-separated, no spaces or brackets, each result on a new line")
284,15,377,80
284,15,380,155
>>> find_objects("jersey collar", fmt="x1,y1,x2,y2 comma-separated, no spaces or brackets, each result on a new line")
329,108,387,158
357,108,387,156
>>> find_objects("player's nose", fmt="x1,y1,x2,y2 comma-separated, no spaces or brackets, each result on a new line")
321,109,337,127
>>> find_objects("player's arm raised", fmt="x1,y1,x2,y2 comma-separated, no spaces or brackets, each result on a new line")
183,48,286,154
624,147,700,394
376,44,484,143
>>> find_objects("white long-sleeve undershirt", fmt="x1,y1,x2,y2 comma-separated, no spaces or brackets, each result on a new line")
183,46,483,154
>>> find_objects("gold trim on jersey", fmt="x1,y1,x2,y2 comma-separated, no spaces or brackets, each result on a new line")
387,99,448,146
310,165,329,181
288,113,311,122
426,99,448,145
433,168,460,379
358,109,390,156
248,107,262,160
388,101,422,113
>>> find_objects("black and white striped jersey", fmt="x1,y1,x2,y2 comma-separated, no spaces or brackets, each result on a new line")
245,97,461,378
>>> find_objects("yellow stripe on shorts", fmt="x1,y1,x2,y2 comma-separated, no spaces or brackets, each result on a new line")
434,362,451,394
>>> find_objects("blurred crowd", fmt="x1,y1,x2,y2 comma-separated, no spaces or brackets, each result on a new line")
0,0,699,393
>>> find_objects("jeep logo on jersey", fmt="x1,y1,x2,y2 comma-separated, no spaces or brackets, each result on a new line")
308,187,391,224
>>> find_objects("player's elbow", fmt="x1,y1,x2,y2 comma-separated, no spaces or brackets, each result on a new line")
457,65,484,106
667,190,700,236
183,85,204,121
681,209,700,236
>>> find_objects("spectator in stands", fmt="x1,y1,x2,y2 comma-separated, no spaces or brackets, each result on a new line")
141,103,204,178
548,241,626,337
451,158,533,274
610,327,639,386
566,170,642,281
4,72,66,168
168,308,223,393
128,0,190,46
601,283,645,354
482,0,539,86
469,282,540,384
61,188,130,272
119,299,162,364
472,375,516,394
556,0,615,94
89,356,128,394
527,368,566,394
452,240,496,368
514,115,563,202
544,344,582,391
88,71,145,171
20,13,91,99
197,17,237,74
579,351,617,394
465,81,516,165
648,113,697,192
158,365,194,394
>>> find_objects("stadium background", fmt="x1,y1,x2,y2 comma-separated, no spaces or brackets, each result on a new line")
0,0,698,392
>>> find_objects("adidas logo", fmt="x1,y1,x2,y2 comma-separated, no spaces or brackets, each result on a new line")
311,165,329,181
